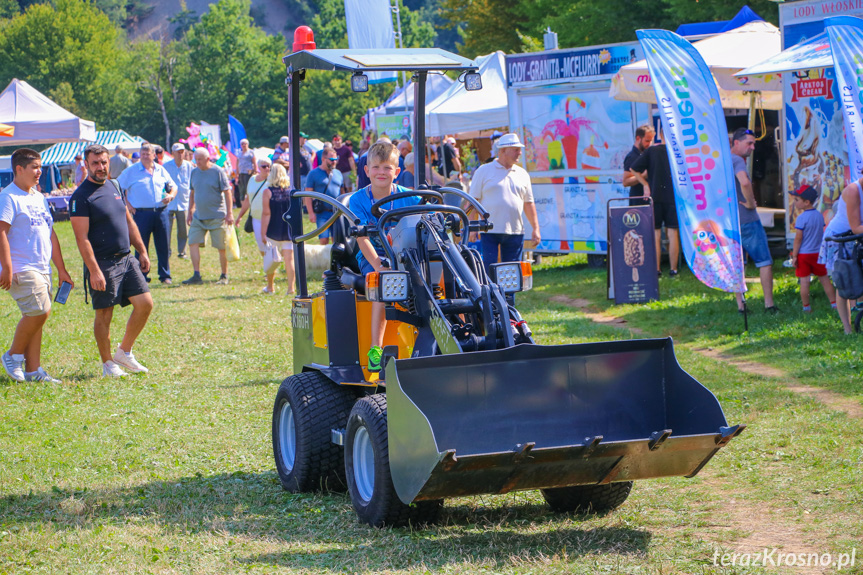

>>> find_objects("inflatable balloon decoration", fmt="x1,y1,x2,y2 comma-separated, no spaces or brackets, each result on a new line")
179,122,221,160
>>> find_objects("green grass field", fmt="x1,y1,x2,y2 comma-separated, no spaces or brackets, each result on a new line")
1,222,861,574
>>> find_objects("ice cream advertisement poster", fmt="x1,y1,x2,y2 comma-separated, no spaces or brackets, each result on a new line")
519,88,635,251
784,67,849,222
521,89,635,175
637,29,745,293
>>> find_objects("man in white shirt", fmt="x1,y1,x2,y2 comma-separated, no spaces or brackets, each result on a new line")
0,148,74,383
163,143,194,259
468,133,540,274
117,143,178,284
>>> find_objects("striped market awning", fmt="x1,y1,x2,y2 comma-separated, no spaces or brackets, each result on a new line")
40,130,144,165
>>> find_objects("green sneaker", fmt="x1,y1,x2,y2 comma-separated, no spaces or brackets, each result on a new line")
367,346,383,372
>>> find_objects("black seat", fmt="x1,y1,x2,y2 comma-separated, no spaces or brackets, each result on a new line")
340,269,365,295
330,193,362,276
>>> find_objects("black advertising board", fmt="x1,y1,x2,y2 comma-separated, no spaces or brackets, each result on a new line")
607,200,659,304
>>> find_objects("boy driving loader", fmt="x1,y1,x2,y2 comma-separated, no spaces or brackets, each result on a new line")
348,141,420,372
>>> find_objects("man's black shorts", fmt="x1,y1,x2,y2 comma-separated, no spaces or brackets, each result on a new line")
88,253,150,310
653,200,679,229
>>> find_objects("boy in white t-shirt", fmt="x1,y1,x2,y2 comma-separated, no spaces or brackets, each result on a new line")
0,148,74,382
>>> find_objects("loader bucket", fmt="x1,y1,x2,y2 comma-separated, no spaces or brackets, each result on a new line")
384,338,743,504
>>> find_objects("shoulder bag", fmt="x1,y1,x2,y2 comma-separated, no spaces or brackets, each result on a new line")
833,240,863,300
244,179,268,233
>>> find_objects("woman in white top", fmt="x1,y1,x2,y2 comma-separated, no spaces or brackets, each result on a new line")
235,157,275,293
819,176,863,333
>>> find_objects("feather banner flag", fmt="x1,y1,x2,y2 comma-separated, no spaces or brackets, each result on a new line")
826,16,863,179
637,29,746,293
344,0,397,84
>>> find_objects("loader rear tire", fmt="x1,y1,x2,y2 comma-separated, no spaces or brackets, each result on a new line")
345,394,443,528
542,481,633,513
272,371,355,493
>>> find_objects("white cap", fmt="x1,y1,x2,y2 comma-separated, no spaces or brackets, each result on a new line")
496,133,524,149
171,143,186,152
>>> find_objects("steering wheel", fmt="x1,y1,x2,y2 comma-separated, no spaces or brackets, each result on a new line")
370,190,444,218
291,190,361,244
375,204,473,265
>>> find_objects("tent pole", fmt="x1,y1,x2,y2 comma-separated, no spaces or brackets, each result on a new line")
746,91,757,174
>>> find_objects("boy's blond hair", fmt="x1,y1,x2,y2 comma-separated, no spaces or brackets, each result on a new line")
268,162,291,188
367,141,399,167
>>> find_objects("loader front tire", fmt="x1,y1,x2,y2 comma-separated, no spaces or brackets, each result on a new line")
272,371,355,493
542,481,633,513
345,394,443,528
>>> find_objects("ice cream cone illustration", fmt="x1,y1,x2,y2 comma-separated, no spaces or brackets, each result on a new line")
623,230,644,282
582,136,601,183
540,97,595,172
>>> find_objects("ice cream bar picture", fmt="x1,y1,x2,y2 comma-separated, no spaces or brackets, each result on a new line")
623,230,644,282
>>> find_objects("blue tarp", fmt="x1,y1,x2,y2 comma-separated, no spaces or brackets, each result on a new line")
676,6,763,37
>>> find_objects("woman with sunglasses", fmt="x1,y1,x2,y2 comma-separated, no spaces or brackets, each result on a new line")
235,158,278,293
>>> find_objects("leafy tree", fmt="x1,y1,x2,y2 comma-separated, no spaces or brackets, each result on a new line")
663,0,778,27
168,7,198,40
521,0,673,48
298,0,434,142
0,0,123,125
440,0,533,56
179,0,287,144
0,0,19,19
442,0,779,55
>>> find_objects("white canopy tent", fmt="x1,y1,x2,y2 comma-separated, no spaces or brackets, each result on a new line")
366,75,454,132
610,21,783,110
0,79,96,145
734,32,832,83
425,51,509,137
39,130,143,165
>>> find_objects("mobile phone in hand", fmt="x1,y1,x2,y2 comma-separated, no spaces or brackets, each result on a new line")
54,281,73,304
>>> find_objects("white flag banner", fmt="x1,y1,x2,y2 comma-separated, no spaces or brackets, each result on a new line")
344,0,397,84
200,121,222,149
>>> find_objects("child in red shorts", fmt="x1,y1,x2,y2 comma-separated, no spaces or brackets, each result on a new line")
791,185,836,312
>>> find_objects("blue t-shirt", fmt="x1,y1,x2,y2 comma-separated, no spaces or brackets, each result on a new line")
795,208,825,254
397,170,415,188
305,167,344,213
348,184,420,271
356,153,370,189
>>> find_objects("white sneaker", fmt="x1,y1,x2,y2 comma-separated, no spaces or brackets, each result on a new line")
112,346,149,373
102,360,128,378
262,286,276,295
2,351,25,381
25,367,62,383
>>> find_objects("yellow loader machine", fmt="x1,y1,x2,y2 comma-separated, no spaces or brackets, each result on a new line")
272,41,744,527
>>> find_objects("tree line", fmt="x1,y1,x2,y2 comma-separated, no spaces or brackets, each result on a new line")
0,0,432,150
1,0,779,151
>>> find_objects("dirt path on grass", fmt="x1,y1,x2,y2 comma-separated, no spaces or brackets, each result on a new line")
703,492,829,575
551,293,848,572
548,295,862,419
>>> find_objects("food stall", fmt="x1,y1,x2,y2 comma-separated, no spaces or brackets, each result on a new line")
506,42,649,260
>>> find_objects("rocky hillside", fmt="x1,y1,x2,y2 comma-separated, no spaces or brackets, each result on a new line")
128,0,309,40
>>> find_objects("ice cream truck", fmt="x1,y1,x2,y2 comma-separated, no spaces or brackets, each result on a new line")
505,41,650,264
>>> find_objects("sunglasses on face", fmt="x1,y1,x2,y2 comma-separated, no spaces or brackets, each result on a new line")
327,157,338,161
259,165,270,169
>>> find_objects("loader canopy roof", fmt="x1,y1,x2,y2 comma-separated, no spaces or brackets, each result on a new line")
282,49,479,74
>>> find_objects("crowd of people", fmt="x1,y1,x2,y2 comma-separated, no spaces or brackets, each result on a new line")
4,123,861,383
0,128,541,381
624,124,863,332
